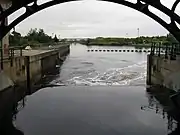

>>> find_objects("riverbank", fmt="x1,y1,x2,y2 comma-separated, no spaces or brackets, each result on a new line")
78,36,174,48
78,41,167,49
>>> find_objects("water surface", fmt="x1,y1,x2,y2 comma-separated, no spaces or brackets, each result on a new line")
8,44,180,135
51,44,147,86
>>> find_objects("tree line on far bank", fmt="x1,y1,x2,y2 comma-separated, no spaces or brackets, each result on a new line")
9,28,179,47
9,28,59,47
79,33,179,46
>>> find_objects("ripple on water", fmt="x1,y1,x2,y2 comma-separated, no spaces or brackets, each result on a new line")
51,61,147,86
80,61,94,65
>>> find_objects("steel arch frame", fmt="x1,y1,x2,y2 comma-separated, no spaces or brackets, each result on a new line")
0,0,180,42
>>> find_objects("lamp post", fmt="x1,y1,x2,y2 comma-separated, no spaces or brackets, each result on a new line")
126,33,128,38
137,28,140,37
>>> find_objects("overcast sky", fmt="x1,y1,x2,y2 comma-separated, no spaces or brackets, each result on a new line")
8,0,180,38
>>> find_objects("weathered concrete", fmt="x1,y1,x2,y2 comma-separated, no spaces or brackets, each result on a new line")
28,46,69,84
0,45,70,92
3,56,27,85
147,54,180,92
0,71,14,91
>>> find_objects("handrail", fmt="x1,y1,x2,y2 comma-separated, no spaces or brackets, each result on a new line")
150,42,180,60
0,46,23,70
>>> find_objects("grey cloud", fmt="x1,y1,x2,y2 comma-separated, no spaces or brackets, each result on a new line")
10,0,176,38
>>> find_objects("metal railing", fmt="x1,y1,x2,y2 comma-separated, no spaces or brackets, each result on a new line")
32,43,70,50
150,42,180,60
0,46,23,70
0,43,69,70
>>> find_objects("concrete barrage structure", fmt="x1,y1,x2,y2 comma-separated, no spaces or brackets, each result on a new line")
147,43,180,92
0,45,70,92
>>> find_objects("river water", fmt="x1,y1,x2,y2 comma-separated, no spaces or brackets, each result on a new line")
51,44,147,86
3,44,180,135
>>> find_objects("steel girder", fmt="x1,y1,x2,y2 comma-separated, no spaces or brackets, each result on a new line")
0,0,180,42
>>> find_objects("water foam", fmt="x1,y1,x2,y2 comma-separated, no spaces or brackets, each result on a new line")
64,61,147,86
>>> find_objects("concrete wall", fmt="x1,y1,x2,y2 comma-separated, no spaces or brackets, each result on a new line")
29,45,69,83
3,56,27,84
1,45,70,91
147,54,180,92
0,71,14,91
41,54,57,75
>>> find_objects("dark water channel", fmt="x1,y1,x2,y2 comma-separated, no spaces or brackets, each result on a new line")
0,44,180,135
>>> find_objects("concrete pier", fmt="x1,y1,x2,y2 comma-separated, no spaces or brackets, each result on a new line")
147,54,180,92
0,45,70,92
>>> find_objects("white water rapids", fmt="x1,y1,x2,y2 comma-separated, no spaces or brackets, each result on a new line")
50,44,147,86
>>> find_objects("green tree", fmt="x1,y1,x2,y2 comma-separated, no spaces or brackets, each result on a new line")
53,35,59,43
9,31,28,46
167,33,178,44
25,28,53,44
9,28,57,47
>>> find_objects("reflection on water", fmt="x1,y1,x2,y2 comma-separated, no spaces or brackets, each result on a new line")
142,92,179,134
0,88,25,135
0,86,180,135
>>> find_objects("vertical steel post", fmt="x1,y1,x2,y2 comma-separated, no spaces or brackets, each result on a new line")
170,44,173,60
158,42,161,57
0,40,3,70
20,46,22,56
26,56,31,94
165,44,168,59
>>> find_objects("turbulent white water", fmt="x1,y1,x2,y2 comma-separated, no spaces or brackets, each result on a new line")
50,44,147,86
51,60,146,86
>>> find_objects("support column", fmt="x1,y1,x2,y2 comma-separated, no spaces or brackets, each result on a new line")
0,3,10,71
147,54,152,85
1,3,10,57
